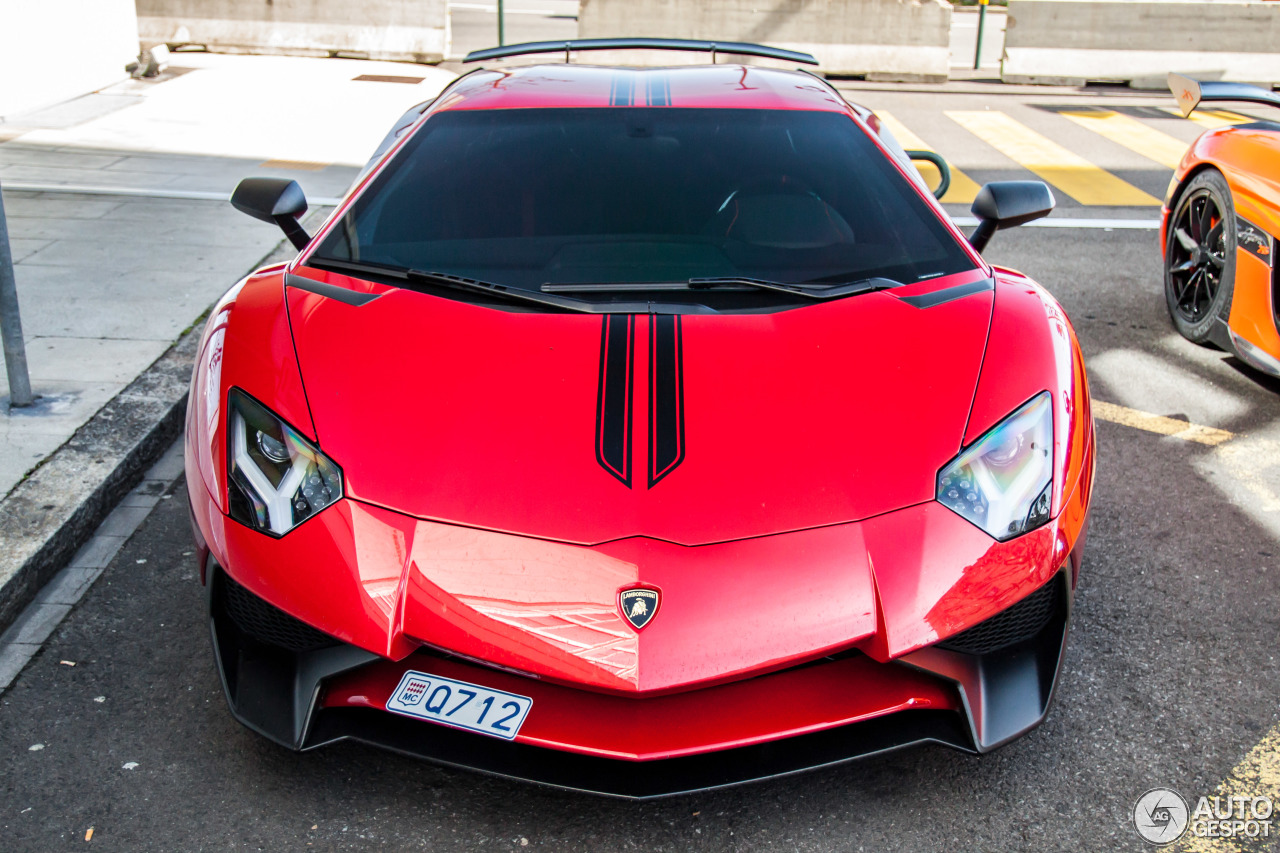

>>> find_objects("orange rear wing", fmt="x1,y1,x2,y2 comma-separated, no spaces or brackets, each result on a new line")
1169,72,1280,117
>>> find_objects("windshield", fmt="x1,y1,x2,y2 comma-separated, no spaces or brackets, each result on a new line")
310,107,977,304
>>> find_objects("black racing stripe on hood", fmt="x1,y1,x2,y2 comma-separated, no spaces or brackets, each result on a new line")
596,314,635,486
648,314,686,487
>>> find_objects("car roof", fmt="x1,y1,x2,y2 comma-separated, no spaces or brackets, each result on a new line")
432,63,859,115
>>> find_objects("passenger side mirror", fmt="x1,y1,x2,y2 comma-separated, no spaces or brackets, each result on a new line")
968,181,1055,253
231,177,311,251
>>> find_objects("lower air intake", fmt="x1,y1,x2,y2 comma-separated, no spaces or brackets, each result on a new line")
222,573,336,653
936,579,1060,656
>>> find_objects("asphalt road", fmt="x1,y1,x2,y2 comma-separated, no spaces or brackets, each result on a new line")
3,223,1280,851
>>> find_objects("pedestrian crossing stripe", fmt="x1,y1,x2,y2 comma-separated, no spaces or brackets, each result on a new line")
1158,107,1253,129
945,110,1162,206
1057,109,1190,170
873,110,981,204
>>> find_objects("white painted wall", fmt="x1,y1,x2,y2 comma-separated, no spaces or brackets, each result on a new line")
578,0,953,82
0,0,139,121
136,0,448,64
1003,0,1280,86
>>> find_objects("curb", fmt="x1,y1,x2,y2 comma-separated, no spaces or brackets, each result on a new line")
0,205,330,637
0,437,187,691
0,324,200,633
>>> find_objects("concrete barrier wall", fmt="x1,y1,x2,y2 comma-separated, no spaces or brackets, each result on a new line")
0,0,138,120
1004,0,1280,87
578,0,952,83
137,0,448,64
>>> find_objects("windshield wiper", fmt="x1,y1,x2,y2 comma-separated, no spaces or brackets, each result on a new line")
541,276,903,300
541,281,700,292
686,276,903,300
307,258,600,314
405,269,605,314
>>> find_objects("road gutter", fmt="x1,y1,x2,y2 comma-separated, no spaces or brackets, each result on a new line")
0,324,199,635
0,439,187,691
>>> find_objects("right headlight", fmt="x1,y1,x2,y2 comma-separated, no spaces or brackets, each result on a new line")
937,392,1053,541
226,388,343,537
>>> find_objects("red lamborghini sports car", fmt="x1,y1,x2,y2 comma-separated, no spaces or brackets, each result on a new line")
185,39,1095,798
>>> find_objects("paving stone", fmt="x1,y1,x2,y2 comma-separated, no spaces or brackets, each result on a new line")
7,238,52,263
0,193,121,219
67,535,127,570
94,505,155,539
145,444,185,482
0,147,126,170
6,604,71,645
34,567,102,606
0,642,39,689
9,93,144,129
117,491,162,510
0,163,183,187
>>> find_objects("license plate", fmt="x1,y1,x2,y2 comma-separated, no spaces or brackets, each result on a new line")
386,670,532,741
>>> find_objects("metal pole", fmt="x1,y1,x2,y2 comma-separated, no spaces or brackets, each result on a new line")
498,0,505,46
0,181,34,409
974,0,988,70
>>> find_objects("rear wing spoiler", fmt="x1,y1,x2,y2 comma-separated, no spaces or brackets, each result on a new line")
465,38,818,66
1169,72,1280,117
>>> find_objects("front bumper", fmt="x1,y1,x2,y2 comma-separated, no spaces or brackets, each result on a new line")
206,560,1073,798
191,416,1091,796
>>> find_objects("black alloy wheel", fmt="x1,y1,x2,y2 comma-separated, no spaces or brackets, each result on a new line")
1164,169,1236,344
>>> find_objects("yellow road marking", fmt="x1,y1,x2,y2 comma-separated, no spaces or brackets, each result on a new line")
1058,109,1190,170
1170,723,1280,851
1159,107,1253,129
874,110,981,204
1092,400,1233,445
946,110,1162,206
259,159,328,171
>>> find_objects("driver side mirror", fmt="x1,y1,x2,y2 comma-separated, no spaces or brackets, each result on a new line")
968,181,1055,253
231,177,311,251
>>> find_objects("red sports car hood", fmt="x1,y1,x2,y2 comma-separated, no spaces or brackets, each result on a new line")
287,270,993,546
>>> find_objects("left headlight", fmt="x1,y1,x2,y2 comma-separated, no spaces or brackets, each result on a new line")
937,392,1053,541
227,388,342,536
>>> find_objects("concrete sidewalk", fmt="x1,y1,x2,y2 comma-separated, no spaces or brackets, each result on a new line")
1,53,454,492
0,52,454,630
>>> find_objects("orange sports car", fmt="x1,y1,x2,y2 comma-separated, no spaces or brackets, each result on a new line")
1164,73,1280,377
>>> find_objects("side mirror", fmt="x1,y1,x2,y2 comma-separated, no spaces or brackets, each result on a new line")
230,177,311,251
968,181,1055,253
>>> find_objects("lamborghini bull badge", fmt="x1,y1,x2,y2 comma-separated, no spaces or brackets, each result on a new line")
619,588,660,630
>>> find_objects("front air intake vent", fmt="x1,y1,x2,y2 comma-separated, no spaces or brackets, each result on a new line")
936,579,1060,656
222,574,336,653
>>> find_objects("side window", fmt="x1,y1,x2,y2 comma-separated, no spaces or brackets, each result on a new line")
352,99,436,187
872,120,930,195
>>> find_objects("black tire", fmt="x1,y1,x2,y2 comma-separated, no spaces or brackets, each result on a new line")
1164,169,1236,344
